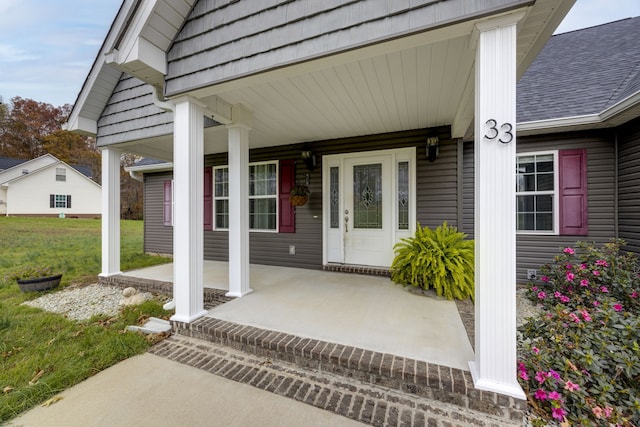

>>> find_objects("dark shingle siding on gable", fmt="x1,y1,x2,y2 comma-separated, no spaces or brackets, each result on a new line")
517,17,640,123
97,74,173,146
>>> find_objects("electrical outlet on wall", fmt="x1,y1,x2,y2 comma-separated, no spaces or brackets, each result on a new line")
527,269,537,280
289,245,296,255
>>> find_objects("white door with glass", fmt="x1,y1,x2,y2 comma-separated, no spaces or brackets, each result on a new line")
323,148,415,267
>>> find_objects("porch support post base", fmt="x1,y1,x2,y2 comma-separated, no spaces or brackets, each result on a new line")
172,96,206,322
227,105,253,297
100,147,121,276
471,11,526,399
469,362,526,400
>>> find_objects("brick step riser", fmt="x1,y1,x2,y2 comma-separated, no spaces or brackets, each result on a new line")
172,318,526,423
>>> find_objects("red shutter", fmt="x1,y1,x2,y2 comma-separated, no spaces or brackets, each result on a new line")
163,180,172,226
559,149,588,235
203,167,213,230
279,160,295,233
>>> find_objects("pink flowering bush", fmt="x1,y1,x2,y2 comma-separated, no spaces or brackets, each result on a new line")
519,240,640,426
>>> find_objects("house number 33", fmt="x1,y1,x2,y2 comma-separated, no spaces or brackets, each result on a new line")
484,119,513,144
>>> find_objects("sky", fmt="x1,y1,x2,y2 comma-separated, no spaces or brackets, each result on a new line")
0,0,639,108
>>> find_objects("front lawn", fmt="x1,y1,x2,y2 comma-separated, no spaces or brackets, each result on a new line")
0,217,172,423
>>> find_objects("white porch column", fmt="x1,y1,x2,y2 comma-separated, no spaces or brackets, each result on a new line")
469,12,526,399
171,96,207,323
226,105,253,297
100,148,121,277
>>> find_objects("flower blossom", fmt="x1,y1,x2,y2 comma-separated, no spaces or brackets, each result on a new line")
569,313,580,323
613,304,623,312
560,295,570,303
593,270,601,276
535,371,547,383
548,370,561,380
595,259,609,267
592,407,604,418
538,291,546,300
563,247,575,255
580,310,592,322
580,279,589,287
579,263,587,270
604,407,613,418
552,407,567,420
534,389,547,400
631,291,638,299
548,390,562,401
566,272,575,281
532,346,540,354
541,276,550,283
600,286,608,293
564,381,580,391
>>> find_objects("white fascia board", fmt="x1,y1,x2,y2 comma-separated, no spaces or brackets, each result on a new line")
65,0,137,135
124,162,174,173
517,114,602,133
600,91,640,121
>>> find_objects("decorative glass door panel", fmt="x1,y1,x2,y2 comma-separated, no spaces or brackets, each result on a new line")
344,156,392,266
353,164,382,229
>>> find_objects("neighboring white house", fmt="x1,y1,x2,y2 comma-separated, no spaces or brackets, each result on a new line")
0,154,101,217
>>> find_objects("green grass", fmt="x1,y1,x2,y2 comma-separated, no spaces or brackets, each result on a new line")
0,217,172,423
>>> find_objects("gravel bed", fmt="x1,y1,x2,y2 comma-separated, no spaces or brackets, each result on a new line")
22,284,151,321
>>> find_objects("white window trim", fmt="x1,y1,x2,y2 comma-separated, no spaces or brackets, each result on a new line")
54,194,69,208
213,160,279,233
515,150,559,235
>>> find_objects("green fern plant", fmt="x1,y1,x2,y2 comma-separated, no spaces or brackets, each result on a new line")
390,222,475,300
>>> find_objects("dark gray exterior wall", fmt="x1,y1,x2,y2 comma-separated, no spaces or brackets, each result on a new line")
463,130,617,283
618,117,640,253
143,128,457,268
165,0,530,96
97,75,172,146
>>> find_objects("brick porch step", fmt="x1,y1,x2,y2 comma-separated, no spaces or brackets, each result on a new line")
150,334,522,427
171,317,526,425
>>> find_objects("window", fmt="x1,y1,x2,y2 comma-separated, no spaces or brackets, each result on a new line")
56,168,66,182
516,152,556,233
397,161,409,230
516,149,588,235
214,161,278,231
50,194,71,209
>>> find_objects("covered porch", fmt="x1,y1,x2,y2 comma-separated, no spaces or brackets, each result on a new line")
121,261,474,372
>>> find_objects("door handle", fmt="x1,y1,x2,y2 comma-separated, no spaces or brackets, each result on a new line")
344,210,349,233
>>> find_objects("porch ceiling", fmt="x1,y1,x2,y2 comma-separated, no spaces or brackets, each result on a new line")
119,0,573,160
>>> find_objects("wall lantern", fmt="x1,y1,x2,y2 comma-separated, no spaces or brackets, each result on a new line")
301,149,316,171
426,136,439,162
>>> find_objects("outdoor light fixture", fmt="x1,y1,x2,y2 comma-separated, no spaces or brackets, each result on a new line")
301,149,316,171
426,136,439,162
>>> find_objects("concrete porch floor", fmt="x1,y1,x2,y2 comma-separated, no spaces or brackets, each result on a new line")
123,261,474,371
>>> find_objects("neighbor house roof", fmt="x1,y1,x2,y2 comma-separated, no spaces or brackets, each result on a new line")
0,156,27,171
517,16,640,134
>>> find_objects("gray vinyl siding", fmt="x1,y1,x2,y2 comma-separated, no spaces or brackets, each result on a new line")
165,0,529,96
462,131,617,284
618,117,640,253
144,172,174,255
143,128,457,268
97,75,173,147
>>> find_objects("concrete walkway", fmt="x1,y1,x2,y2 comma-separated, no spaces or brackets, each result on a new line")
7,352,364,427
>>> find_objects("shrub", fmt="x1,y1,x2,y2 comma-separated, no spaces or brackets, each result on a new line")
518,240,640,426
390,222,474,300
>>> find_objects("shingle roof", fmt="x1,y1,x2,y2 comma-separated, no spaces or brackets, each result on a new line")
517,17,640,123
0,156,27,171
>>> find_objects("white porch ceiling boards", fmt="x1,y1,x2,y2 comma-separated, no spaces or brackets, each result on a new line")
212,35,473,150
